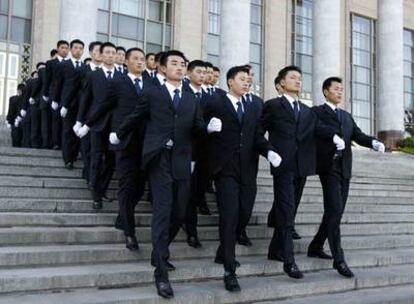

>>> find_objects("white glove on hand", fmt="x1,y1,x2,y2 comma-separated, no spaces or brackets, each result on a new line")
77,125,90,138
372,140,385,153
51,101,59,111
60,106,68,118
29,97,35,105
267,151,282,168
207,117,222,133
6,122,11,129
72,121,82,136
333,134,345,151
14,117,21,128
191,161,196,174
42,96,49,102
20,109,26,117
109,132,120,145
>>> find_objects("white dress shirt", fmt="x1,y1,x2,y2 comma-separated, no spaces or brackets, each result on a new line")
189,84,202,95
156,72,166,86
70,58,82,68
101,65,116,78
89,62,101,71
226,93,244,112
165,81,183,100
283,93,300,111
128,73,143,90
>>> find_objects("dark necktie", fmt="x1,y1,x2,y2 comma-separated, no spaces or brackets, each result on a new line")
75,61,80,69
245,93,252,103
173,89,180,111
207,88,212,96
134,78,142,95
106,70,112,79
118,67,123,73
236,101,244,124
293,101,299,121
335,108,341,122
195,92,202,101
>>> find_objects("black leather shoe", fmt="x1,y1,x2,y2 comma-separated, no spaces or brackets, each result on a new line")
155,279,174,299
268,252,284,262
151,259,176,271
283,262,304,279
214,256,241,268
224,272,241,292
198,205,211,215
64,162,73,170
125,236,139,251
187,236,202,248
52,145,60,150
238,232,252,247
307,250,333,260
292,229,302,240
102,195,113,202
92,201,102,210
334,261,354,278
206,183,215,193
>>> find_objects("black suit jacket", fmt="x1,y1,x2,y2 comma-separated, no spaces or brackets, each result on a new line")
116,84,205,179
312,104,375,179
30,68,45,103
59,60,86,112
21,78,35,111
204,94,272,185
261,96,335,177
41,58,57,99
6,95,22,124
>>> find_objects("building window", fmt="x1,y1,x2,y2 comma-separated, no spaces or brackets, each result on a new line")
207,0,220,67
0,0,32,44
97,0,172,53
404,29,414,110
250,0,262,95
350,15,376,135
292,0,313,101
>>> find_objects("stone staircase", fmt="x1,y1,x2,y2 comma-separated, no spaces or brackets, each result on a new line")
0,146,413,303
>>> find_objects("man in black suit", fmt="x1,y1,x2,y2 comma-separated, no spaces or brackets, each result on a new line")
6,83,25,147
212,66,226,96
152,51,167,87
73,41,103,186
86,47,153,251
142,52,157,81
204,65,281,292
110,50,206,299
57,39,85,169
307,77,385,277
77,42,121,209
114,46,126,74
262,66,344,279
19,71,37,148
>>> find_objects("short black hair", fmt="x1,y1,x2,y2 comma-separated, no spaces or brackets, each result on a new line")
17,83,25,91
154,51,166,64
116,46,126,53
145,52,155,60
36,62,46,69
57,40,69,48
50,49,58,57
187,60,207,71
88,41,102,52
226,65,249,88
70,39,84,48
213,66,220,72
274,75,281,86
243,64,252,71
83,57,92,64
322,77,342,96
277,65,302,80
31,71,38,77
125,47,145,60
100,42,116,53
160,50,187,67
204,61,214,69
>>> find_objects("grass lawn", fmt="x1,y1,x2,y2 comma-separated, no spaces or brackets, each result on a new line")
399,147,414,155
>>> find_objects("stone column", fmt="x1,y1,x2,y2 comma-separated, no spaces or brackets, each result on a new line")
59,0,98,51
312,0,341,105
377,0,404,149
219,0,250,89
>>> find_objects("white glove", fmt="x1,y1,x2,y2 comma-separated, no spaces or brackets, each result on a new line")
372,140,385,153
333,134,345,151
51,101,59,111
20,109,26,117
42,96,49,102
109,132,120,145
267,151,282,168
191,161,196,174
6,122,11,129
29,97,35,105
207,117,222,133
60,106,68,118
77,125,90,138
14,117,21,127
72,121,82,135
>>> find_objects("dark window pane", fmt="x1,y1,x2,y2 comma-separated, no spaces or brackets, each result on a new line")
112,0,144,18
250,4,261,24
12,0,32,18
98,0,109,10
112,13,144,40
146,42,161,54
96,33,108,42
149,0,162,21
10,17,31,43
97,10,109,34
147,21,162,44
0,15,7,40
0,0,8,14
250,24,261,44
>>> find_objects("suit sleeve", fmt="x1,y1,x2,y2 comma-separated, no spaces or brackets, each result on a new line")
254,103,273,157
313,110,336,140
6,98,16,124
192,100,207,136
77,73,93,124
116,93,149,139
42,61,53,98
50,63,64,103
60,65,76,108
85,80,117,127
30,72,43,99
351,116,375,148
260,99,273,134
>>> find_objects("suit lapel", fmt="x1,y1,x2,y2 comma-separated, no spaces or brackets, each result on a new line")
223,96,240,124
280,96,296,121
323,103,341,126
160,84,175,112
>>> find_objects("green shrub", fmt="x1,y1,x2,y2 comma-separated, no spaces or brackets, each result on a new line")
398,137,414,148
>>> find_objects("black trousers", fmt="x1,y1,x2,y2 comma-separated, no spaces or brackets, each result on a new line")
90,130,115,197
114,149,145,237
61,110,80,164
21,113,31,148
215,174,257,273
11,126,22,147
80,133,91,183
268,171,300,265
309,160,350,263
148,149,190,281
51,108,62,148
40,106,52,149
30,105,42,148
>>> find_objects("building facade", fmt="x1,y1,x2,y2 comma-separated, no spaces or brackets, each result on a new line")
0,0,413,146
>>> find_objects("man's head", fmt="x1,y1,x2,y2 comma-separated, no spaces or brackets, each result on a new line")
322,77,343,105
99,42,117,67
69,39,84,59
50,49,58,59
145,53,156,70
226,65,250,97
187,60,207,87
83,57,92,65
155,51,166,74
204,62,214,85
278,65,302,95
273,75,284,95
88,41,102,63
17,83,25,95
56,40,69,58
160,50,187,83
115,46,126,65
125,47,145,75
31,70,38,78
36,62,46,70
212,66,220,86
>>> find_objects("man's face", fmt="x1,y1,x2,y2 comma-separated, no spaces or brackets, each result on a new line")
71,43,84,59
101,46,116,66
205,67,214,85
188,66,206,87
229,71,249,96
275,83,284,95
57,44,69,58
90,45,102,63
281,70,302,94
324,81,343,105
115,50,126,65
126,50,145,75
161,55,186,82
146,55,156,70
212,71,220,85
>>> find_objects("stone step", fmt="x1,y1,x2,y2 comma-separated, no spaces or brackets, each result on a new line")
0,234,413,268
1,252,414,302
0,146,62,158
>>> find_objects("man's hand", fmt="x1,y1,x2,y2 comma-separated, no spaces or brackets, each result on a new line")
20,109,26,117
207,117,222,133
77,125,90,138
29,97,35,105
267,151,282,168
372,140,385,153
60,106,68,118
109,132,120,145
72,121,82,136
333,135,345,150
51,101,59,111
